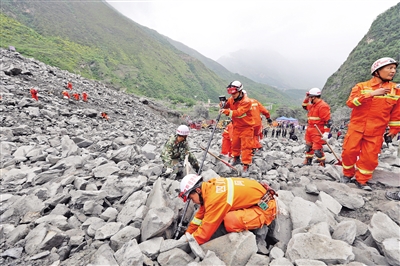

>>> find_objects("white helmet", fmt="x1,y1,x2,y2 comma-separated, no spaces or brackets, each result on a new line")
227,80,243,94
179,174,203,202
176,125,190,136
371,57,398,75
308,88,321,97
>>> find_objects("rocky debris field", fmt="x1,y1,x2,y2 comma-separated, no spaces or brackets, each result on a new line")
0,48,400,266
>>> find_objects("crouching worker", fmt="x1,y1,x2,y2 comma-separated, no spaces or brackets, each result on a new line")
161,125,200,179
179,174,277,245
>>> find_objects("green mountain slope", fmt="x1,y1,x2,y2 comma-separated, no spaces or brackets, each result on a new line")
0,0,294,107
0,0,224,104
164,37,295,105
323,3,400,111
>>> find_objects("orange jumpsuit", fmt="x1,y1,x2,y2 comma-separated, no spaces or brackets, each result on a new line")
250,98,271,149
73,93,80,101
101,112,109,120
67,82,73,90
186,177,276,245
223,94,255,165
62,91,70,99
302,98,331,163
30,89,38,101
342,77,400,184
221,122,233,156
82,92,88,102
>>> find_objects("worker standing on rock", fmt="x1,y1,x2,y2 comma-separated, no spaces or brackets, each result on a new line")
220,81,254,177
161,125,200,179
244,90,272,153
73,92,80,101
82,91,88,102
341,57,399,191
220,120,233,159
302,87,332,167
67,81,73,90
179,174,277,245
30,88,38,101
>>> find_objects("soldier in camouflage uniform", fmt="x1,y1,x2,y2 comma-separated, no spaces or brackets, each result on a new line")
161,125,200,178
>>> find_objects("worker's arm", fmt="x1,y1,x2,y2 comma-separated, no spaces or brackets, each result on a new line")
191,198,231,245
186,205,205,234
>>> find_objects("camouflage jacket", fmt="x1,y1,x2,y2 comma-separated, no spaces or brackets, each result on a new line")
161,134,199,169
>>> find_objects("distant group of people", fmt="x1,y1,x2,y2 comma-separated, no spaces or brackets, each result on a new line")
62,82,88,102
29,81,112,122
266,122,298,141
29,81,89,103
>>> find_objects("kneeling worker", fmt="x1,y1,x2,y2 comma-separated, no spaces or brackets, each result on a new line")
179,174,277,245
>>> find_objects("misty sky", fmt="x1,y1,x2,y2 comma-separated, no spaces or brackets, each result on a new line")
105,0,399,86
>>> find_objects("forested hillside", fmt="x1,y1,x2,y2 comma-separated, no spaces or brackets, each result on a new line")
323,3,400,111
0,0,293,107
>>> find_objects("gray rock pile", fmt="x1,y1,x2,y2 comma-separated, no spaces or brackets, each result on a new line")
1,48,399,266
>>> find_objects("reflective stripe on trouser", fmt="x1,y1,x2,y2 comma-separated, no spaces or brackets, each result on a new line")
304,130,325,161
231,126,254,165
224,200,276,232
253,125,262,149
341,128,383,184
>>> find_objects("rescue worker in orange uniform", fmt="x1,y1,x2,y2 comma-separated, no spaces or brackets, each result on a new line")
62,90,70,99
101,112,109,121
220,121,233,158
82,91,88,102
179,174,277,245
341,57,400,191
220,81,254,176
245,91,272,151
30,88,38,101
73,93,80,101
302,87,332,167
67,82,73,90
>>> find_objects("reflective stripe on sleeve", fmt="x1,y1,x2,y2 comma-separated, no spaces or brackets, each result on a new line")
389,121,400,126
352,98,361,106
191,217,202,226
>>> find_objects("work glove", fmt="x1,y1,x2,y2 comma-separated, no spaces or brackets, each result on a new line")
164,167,174,175
220,109,230,116
173,162,184,173
322,132,329,141
267,118,273,124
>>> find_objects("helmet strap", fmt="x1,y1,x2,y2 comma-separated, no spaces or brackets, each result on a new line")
377,72,392,82
197,191,204,205
234,91,244,102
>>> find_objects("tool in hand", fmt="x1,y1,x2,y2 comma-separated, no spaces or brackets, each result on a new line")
174,95,228,240
314,124,342,166
200,145,238,174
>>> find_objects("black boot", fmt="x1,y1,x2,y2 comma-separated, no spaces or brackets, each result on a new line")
231,156,241,166
303,158,312,165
